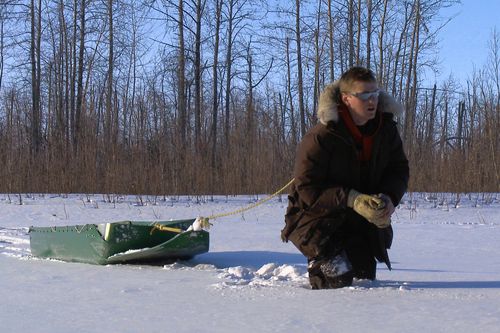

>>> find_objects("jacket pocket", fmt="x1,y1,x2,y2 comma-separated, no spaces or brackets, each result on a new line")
286,212,344,259
281,205,305,242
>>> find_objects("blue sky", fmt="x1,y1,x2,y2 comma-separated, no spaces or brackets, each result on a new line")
430,0,500,83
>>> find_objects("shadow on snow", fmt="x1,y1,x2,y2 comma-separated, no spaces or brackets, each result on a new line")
375,279,500,289
192,250,306,269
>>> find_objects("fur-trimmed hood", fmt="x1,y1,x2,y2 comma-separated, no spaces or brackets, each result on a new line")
317,81,403,125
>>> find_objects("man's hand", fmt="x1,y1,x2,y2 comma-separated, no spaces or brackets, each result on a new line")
370,217,391,228
369,194,395,228
348,190,386,220
348,190,394,228
376,193,395,218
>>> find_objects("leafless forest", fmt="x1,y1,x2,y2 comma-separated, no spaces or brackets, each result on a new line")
0,0,498,195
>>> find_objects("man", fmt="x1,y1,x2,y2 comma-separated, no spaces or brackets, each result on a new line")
282,67,409,289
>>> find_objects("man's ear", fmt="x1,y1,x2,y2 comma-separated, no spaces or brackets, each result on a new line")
341,93,350,107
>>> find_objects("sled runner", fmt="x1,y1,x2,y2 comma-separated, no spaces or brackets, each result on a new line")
29,219,209,265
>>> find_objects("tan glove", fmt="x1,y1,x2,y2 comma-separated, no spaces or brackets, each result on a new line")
368,194,394,228
370,217,391,228
376,194,395,215
347,189,387,222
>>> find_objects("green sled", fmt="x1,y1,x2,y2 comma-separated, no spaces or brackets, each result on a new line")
29,219,209,265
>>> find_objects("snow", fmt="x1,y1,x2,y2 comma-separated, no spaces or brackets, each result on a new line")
1,193,499,333
187,216,209,231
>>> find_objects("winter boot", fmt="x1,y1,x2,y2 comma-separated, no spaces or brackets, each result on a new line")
308,251,354,289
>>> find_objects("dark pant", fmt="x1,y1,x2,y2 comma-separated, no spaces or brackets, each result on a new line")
286,214,380,289
290,221,377,289
307,232,376,289
344,235,377,280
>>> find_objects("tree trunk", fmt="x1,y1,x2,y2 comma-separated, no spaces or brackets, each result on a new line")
377,0,388,84
426,83,436,146
194,0,204,151
366,0,372,69
224,0,234,150
327,0,335,82
0,6,5,94
356,0,361,65
348,0,354,67
286,37,297,145
211,0,222,193
243,42,254,192
313,0,321,114
30,0,42,155
391,2,412,96
409,0,421,147
105,0,114,149
74,0,85,153
403,1,418,145
178,0,187,145
295,0,305,137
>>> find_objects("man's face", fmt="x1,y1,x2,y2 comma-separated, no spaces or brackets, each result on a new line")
341,81,379,126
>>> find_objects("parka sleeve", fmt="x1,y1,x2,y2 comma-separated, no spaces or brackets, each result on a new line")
293,131,349,213
378,125,409,206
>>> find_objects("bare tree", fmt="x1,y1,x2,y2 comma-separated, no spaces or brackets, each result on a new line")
356,0,361,64
347,0,354,67
377,0,388,83
193,0,206,151
178,0,187,145
223,0,235,149
366,0,372,69
286,36,297,145
30,0,42,155
402,0,420,147
295,0,306,137
72,0,86,152
0,0,495,194
0,2,7,93
313,0,322,114
327,0,335,82
104,0,115,150
210,0,223,192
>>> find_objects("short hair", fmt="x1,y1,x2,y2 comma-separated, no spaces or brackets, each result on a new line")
339,66,377,93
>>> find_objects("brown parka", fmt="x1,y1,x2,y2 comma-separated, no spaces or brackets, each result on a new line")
282,82,409,271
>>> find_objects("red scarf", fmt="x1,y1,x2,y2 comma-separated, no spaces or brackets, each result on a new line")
338,106,382,162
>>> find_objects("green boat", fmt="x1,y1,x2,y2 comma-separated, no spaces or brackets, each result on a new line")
29,219,209,265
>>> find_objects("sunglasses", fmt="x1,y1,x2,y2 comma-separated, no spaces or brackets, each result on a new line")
346,90,380,101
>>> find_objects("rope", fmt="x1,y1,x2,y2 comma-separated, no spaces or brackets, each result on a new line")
150,178,295,234
150,224,184,235
206,178,294,220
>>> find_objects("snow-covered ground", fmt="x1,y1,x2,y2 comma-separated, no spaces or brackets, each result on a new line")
1,192,499,333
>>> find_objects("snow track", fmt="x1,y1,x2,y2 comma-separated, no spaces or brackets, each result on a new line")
0,227,30,259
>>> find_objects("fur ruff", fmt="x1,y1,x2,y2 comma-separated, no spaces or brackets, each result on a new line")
317,81,403,125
